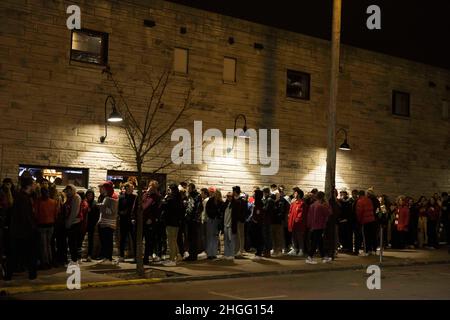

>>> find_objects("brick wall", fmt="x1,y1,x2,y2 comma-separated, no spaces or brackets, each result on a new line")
0,0,449,199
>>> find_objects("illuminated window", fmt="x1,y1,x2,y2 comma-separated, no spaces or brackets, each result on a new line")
223,57,236,83
19,165,89,188
174,47,188,74
392,90,410,117
286,70,310,100
70,29,108,65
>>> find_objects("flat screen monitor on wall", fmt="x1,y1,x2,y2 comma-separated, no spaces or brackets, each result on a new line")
19,164,89,189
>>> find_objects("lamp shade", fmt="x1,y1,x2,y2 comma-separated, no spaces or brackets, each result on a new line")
107,109,123,122
238,126,250,138
339,139,351,151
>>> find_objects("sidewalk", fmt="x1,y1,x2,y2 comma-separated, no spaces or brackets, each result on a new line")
1,248,449,296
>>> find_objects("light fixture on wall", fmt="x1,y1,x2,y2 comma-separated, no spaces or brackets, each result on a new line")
100,95,123,143
337,128,351,151
227,114,249,153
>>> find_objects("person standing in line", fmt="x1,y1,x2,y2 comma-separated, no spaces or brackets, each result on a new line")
393,196,410,249
205,188,223,260
97,181,119,264
250,189,265,261
63,184,82,266
262,187,275,258
84,189,99,261
305,191,332,264
34,183,59,270
232,186,248,258
426,197,440,249
161,183,184,266
356,190,377,256
287,187,305,257
5,177,38,281
440,192,449,253
118,183,137,262
417,196,428,248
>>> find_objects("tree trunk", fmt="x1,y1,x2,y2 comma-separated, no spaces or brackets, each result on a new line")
136,158,145,277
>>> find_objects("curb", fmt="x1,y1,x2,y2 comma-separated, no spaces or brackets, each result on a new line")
1,259,449,296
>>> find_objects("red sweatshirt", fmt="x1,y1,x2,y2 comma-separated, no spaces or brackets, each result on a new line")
288,199,305,232
307,201,331,231
34,198,59,225
396,205,410,232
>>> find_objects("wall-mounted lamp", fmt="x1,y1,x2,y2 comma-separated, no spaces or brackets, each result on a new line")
337,128,351,151
100,95,123,143
227,114,249,153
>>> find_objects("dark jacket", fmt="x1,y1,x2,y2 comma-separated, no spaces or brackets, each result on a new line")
338,198,353,223
233,196,249,223
205,197,222,219
161,193,184,227
274,196,290,225
262,196,276,225
10,191,36,239
86,199,99,231
119,193,137,221
185,190,201,223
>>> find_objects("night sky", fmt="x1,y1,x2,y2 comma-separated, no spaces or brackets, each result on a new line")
166,0,450,70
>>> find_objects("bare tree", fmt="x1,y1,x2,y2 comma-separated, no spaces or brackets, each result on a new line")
101,65,194,276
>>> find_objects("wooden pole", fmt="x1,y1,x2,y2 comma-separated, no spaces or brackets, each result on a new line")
325,0,342,199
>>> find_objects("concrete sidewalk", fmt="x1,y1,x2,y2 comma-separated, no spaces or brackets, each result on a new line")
1,248,449,296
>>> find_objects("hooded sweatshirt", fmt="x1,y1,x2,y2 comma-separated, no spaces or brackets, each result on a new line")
65,193,81,229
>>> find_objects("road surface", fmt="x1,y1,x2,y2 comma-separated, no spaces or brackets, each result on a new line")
6,264,450,300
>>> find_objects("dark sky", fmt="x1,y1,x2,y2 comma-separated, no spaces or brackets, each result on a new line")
166,0,450,70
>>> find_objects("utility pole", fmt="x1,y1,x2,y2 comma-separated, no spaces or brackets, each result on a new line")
325,0,342,199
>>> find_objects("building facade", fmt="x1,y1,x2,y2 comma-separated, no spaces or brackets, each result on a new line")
0,0,449,198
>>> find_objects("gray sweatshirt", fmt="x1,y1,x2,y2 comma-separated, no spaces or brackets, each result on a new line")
98,196,118,229
65,194,81,229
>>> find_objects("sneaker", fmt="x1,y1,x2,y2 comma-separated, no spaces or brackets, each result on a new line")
297,249,304,257
163,261,176,267
224,256,234,261
287,249,297,256
305,257,317,264
183,252,190,259
153,256,161,262
252,255,262,261
322,257,332,263
198,252,207,259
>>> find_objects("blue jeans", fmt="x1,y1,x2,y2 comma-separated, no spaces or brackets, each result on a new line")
224,226,236,257
206,218,219,257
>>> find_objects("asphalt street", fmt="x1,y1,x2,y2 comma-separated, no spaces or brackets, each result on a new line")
7,263,450,300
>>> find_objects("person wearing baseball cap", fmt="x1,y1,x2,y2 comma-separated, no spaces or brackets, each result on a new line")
97,181,119,264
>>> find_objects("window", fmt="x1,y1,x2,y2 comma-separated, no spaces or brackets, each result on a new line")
70,29,108,65
286,70,310,100
19,165,89,189
173,47,188,74
392,90,410,117
223,57,236,83
106,170,167,194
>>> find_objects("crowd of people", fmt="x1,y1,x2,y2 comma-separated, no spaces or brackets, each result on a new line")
0,174,449,281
